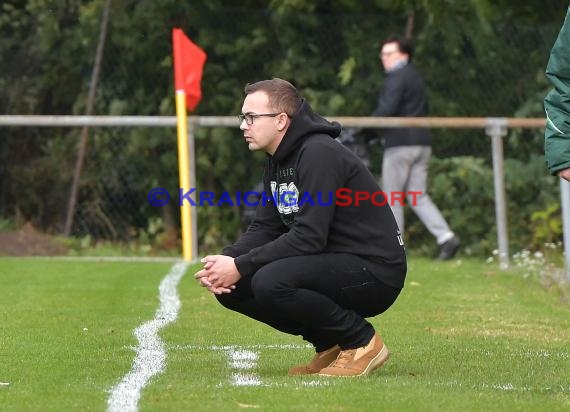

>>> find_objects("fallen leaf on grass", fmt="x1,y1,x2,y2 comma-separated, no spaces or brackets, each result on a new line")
236,401,260,408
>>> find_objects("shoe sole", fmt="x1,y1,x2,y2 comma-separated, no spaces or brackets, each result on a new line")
318,345,390,377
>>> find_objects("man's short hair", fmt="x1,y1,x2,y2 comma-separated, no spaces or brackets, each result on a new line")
244,78,302,117
381,35,414,60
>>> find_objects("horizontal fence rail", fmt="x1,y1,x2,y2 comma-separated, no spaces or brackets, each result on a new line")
0,115,550,268
0,115,546,129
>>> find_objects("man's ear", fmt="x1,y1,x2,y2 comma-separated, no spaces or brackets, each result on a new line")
276,113,289,131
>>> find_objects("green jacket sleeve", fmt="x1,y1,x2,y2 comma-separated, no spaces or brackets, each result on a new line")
545,7,570,176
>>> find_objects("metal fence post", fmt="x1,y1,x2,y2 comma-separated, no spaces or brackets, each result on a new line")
486,118,509,269
559,178,570,280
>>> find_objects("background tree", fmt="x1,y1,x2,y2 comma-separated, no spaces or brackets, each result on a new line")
0,0,567,254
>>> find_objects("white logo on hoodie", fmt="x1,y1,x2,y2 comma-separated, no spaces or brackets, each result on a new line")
270,181,299,215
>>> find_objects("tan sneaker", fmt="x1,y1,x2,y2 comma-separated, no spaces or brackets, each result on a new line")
317,333,389,377
288,345,341,375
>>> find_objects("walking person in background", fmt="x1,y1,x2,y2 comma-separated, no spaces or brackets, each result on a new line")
545,6,570,181
374,35,460,260
195,78,407,377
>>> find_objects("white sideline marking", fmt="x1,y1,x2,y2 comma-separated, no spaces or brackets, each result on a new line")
171,343,331,387
106,262,188,412
170,343,311,351
227,349,262,386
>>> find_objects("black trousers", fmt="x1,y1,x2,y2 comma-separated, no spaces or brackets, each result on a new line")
216,253,402,352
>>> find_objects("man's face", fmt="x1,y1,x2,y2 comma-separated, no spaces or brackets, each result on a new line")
380,41,407,72
239,91,285,155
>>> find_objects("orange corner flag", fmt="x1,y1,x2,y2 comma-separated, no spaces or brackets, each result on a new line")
172,28,207,112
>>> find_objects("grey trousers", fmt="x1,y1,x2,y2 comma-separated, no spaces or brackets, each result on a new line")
381,146,454,245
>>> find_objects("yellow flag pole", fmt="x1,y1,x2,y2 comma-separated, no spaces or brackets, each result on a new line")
175,89,193,261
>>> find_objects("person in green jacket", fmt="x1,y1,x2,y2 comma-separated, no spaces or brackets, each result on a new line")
545,6,570,182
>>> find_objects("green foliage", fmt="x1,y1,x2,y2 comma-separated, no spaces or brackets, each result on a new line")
0,0,568,255
0,217,15,232
503,154,561,251
407,156,496,256
530,203,562,247
408,154,561,257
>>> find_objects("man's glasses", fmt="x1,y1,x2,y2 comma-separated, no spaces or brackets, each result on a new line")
238,113,280,125
380,50,398,58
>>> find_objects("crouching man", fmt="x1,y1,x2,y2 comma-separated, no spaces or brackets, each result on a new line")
195,78,406,377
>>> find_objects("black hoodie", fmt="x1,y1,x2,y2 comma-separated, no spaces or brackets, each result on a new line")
223,100,407,288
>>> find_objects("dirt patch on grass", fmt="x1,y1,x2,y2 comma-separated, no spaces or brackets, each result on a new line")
0,225,68,256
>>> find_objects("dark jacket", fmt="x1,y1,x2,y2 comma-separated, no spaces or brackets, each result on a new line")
223,99,407,288
545,6,570,175
372,63,432,148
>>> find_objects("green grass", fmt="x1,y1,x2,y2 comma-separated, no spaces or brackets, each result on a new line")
1,257,569,411
0,258,172,411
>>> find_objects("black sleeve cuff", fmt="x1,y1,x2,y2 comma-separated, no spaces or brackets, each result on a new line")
234,254,256,277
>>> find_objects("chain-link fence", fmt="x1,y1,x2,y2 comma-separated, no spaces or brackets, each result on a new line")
0,5,566,256
0,124,178,241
